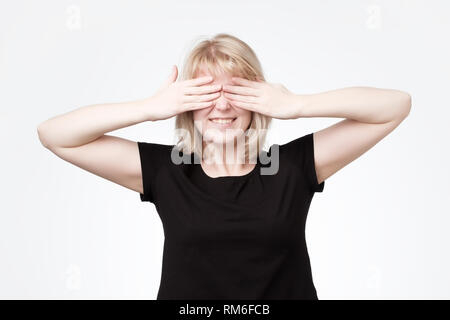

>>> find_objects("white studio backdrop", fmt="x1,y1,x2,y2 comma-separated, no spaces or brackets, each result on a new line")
0,0,449,299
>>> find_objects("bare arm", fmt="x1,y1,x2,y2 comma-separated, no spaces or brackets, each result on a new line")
295,87,412,184
222,78,412,186
37,66,221,195
37,99,150,149
37,99,154,194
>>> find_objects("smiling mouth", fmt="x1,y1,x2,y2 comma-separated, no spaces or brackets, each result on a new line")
209,117,237,124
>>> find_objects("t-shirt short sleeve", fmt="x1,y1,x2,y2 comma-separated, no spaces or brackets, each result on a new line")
280,132,325,193
137,141,173,203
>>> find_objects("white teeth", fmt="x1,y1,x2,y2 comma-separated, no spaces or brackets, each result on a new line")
211,118,234,124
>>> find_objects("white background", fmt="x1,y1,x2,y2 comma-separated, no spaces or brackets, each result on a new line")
1,0,449,299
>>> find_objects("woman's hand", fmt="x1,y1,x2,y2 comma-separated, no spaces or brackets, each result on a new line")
222,77,305,119
144,65,222,121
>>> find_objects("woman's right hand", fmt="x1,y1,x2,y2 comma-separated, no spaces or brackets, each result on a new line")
143,65,222,121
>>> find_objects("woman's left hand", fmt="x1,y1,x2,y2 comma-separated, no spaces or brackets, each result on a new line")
222,77,304,119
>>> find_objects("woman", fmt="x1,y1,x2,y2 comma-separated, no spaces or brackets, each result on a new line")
37,33,411,300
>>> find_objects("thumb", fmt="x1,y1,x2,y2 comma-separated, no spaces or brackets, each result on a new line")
162,65,178,86
155,65,178,93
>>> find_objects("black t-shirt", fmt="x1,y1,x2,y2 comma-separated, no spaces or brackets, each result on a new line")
137,132,324,300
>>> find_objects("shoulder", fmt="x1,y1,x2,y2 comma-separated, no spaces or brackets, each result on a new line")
267,133,312,165
137,141,175,151
137,141,177,168
137,141,175,155
260,133,316,177
279,133,312,156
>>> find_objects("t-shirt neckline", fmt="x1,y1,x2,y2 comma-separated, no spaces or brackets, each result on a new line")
192,152,261,181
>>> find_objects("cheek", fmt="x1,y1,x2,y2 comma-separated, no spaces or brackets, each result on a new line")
192,109,210,125
240,112,253,128
192,110,210,133
192,110,203,121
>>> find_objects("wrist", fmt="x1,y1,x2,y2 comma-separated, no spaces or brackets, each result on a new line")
136,96,157,122
291,93,311,118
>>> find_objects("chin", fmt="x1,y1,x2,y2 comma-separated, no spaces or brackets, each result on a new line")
194,117,251,145
202,127,247,145
203,132,236,145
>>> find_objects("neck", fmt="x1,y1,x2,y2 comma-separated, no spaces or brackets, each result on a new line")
201,140,247,165
200,141,256,177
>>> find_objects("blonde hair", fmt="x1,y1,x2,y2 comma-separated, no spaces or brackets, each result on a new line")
175,33,271,162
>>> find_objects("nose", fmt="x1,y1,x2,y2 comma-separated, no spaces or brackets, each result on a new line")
212,90,231,111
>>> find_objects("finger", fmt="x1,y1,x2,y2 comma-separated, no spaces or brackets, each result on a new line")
183,101,214,111
184,76,214,87
229,100,259,112
222,84,259,97
184,84,222,95
223,92,258,103
231,76,262,89
183,91,221,103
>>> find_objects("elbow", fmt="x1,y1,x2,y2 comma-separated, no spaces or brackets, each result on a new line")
37,122,51,149
397,91,412,120
402,92,412,118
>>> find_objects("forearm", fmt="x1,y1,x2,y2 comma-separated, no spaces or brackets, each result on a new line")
37,97,152,148
295,86,411,124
